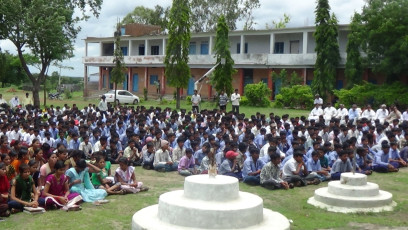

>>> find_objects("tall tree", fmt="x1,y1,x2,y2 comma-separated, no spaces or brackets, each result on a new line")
111,25,127,106
189,0,260,32
121,5,170,30
211,16,236,95
312,0,340,100
0,0,101,107
353,0,408,81
164,0,191,109
345,13,363,89
265,13,291,29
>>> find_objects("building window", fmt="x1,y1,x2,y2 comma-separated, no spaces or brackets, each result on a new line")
237,43,248,54
120,27,126,35
261,78,268,84
151,46,159,55
290,40,300,54
189,42,196,55
274,42,284,54
200,41,209,55
139,45,145,55
121,47,128,56
150,75,158,85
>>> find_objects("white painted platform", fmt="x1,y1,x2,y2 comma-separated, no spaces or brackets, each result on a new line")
131,175,291,229
308,173,396,213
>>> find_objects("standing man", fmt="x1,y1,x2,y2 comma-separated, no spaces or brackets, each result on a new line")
231,89,241,115
98,95,108,118
22,93,33,109
191,90,201,113
218,90,228,112
313,94,323,108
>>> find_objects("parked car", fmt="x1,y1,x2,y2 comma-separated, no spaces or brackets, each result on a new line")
101,90,139,104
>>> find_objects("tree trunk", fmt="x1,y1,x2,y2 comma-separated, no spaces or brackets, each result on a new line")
114,83,117,106
43,83,47,107
176,87,180,109
32,81,41,108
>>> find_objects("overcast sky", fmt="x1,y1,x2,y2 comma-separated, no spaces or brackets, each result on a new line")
0,0,366,77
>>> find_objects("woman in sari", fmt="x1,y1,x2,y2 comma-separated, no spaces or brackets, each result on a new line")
65,159,107,202
39,153,58,188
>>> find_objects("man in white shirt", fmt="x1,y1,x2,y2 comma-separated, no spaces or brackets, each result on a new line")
230,89,241,114
313,94,323,108
361,104,376,121
191,90,201,113
9,96,20,108
308,104,323,121
323,103,337,125
335,104,348,120
375,104,389,124
402,108,408,121
0,94,7,105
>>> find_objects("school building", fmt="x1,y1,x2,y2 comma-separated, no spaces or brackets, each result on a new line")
82,23,389,99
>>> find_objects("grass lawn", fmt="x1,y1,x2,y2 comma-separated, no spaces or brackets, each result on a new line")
1,167,408,230
0,86,309,117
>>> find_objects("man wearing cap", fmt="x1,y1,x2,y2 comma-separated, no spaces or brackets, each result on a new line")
372,143,399,173
219,150,242,179
242,148,265,185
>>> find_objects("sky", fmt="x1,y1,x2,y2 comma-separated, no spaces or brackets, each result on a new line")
0,0,367,78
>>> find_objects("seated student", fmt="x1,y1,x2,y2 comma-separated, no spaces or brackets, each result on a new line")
194,142,210,166
28,159,40,189
65,159,107,202
115,157,148,194
355,147,373,175
178,149,196,176
372,143,399,173
282,152,320,187
218,150,242,179
172,138,186,165
39,153,58,188
42,161,80,207
123,140,142,166
79,136,93,159
11,147,29,175
106,139,122,164
242,148,265,185
153,140,178,172
0,162,10,218
389,142,407,168
92,155,123,195
327,144,342,167
318,147,331,172
260,153,290,190
8,164,45,212
142,142,155,170
307,151,331,182
330,150,352,180
199,147,216,174
1,153,16,181
261,146,277,164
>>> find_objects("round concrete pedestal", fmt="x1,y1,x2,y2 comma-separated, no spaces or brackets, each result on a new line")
308,173,396,213
132,175,290,229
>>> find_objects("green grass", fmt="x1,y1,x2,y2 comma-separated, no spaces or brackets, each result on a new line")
1,167,408,230
0,86,309,117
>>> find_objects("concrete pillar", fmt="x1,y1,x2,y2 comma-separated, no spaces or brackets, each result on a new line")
128,67,132,91
303,68,307,85
99,67,102,90
162,38,166,55
270,33,275,54
144,67,148,88
129,40,133,56
209,36,213,55
161,68,165,94
145,39,150,56
99,42,103,56
240,35,245,54
83,65,88,98
239,68,244,93
268,69,273,99
303,32,308,54
85,42,88,57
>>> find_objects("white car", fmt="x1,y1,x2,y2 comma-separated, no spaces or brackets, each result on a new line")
101,90,139,104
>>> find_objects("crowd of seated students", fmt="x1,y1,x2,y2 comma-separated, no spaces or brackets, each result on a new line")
0,100,407,220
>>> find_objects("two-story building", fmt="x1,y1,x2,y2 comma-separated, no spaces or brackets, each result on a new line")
82,23,385,99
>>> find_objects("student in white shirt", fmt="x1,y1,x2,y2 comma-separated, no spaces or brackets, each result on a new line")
230,89,241,114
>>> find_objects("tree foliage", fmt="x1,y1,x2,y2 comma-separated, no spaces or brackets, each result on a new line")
271,69,303,88
111,25,127,106
164,0,191,109
275,85,314,109
311,0,340,100
0,49,31,87
352,0,408,81
189,0,260,32
244,82,271,107
0,0,101,107
265,13,291,29
345,13,363,89
211,16,236,95
121,5,169,30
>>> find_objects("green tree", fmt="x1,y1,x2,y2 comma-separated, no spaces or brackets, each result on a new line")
189,0,260,32
0,0,101,107
345,13,363,89
312,0,340,100
211,16,237,95
164,0,191,109
353,0,408,81
111,25,127,106
122,5,170,30
265,13,291,29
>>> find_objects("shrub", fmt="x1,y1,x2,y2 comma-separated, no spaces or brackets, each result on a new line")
240,96,249,106
64,89,72,99
186,95,192,105
143,88,148,101
244,82,271,107
333,82,408,109
275,85,314,109
160,98,168,105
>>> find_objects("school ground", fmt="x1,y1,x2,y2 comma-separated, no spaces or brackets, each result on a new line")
1,166,408,230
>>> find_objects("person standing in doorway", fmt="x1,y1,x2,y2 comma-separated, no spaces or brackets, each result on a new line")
231,89,241,115
191,90,201,113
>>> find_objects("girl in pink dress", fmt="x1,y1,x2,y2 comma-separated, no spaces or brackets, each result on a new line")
42,161,79,207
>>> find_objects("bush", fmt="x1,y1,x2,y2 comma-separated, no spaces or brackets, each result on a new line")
186,96,192,105
160,98,168,105
240,95,249,106
64,89,72,99
333,82,408,109
244,82,271,107
143,88,148,101
275,85,314,109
